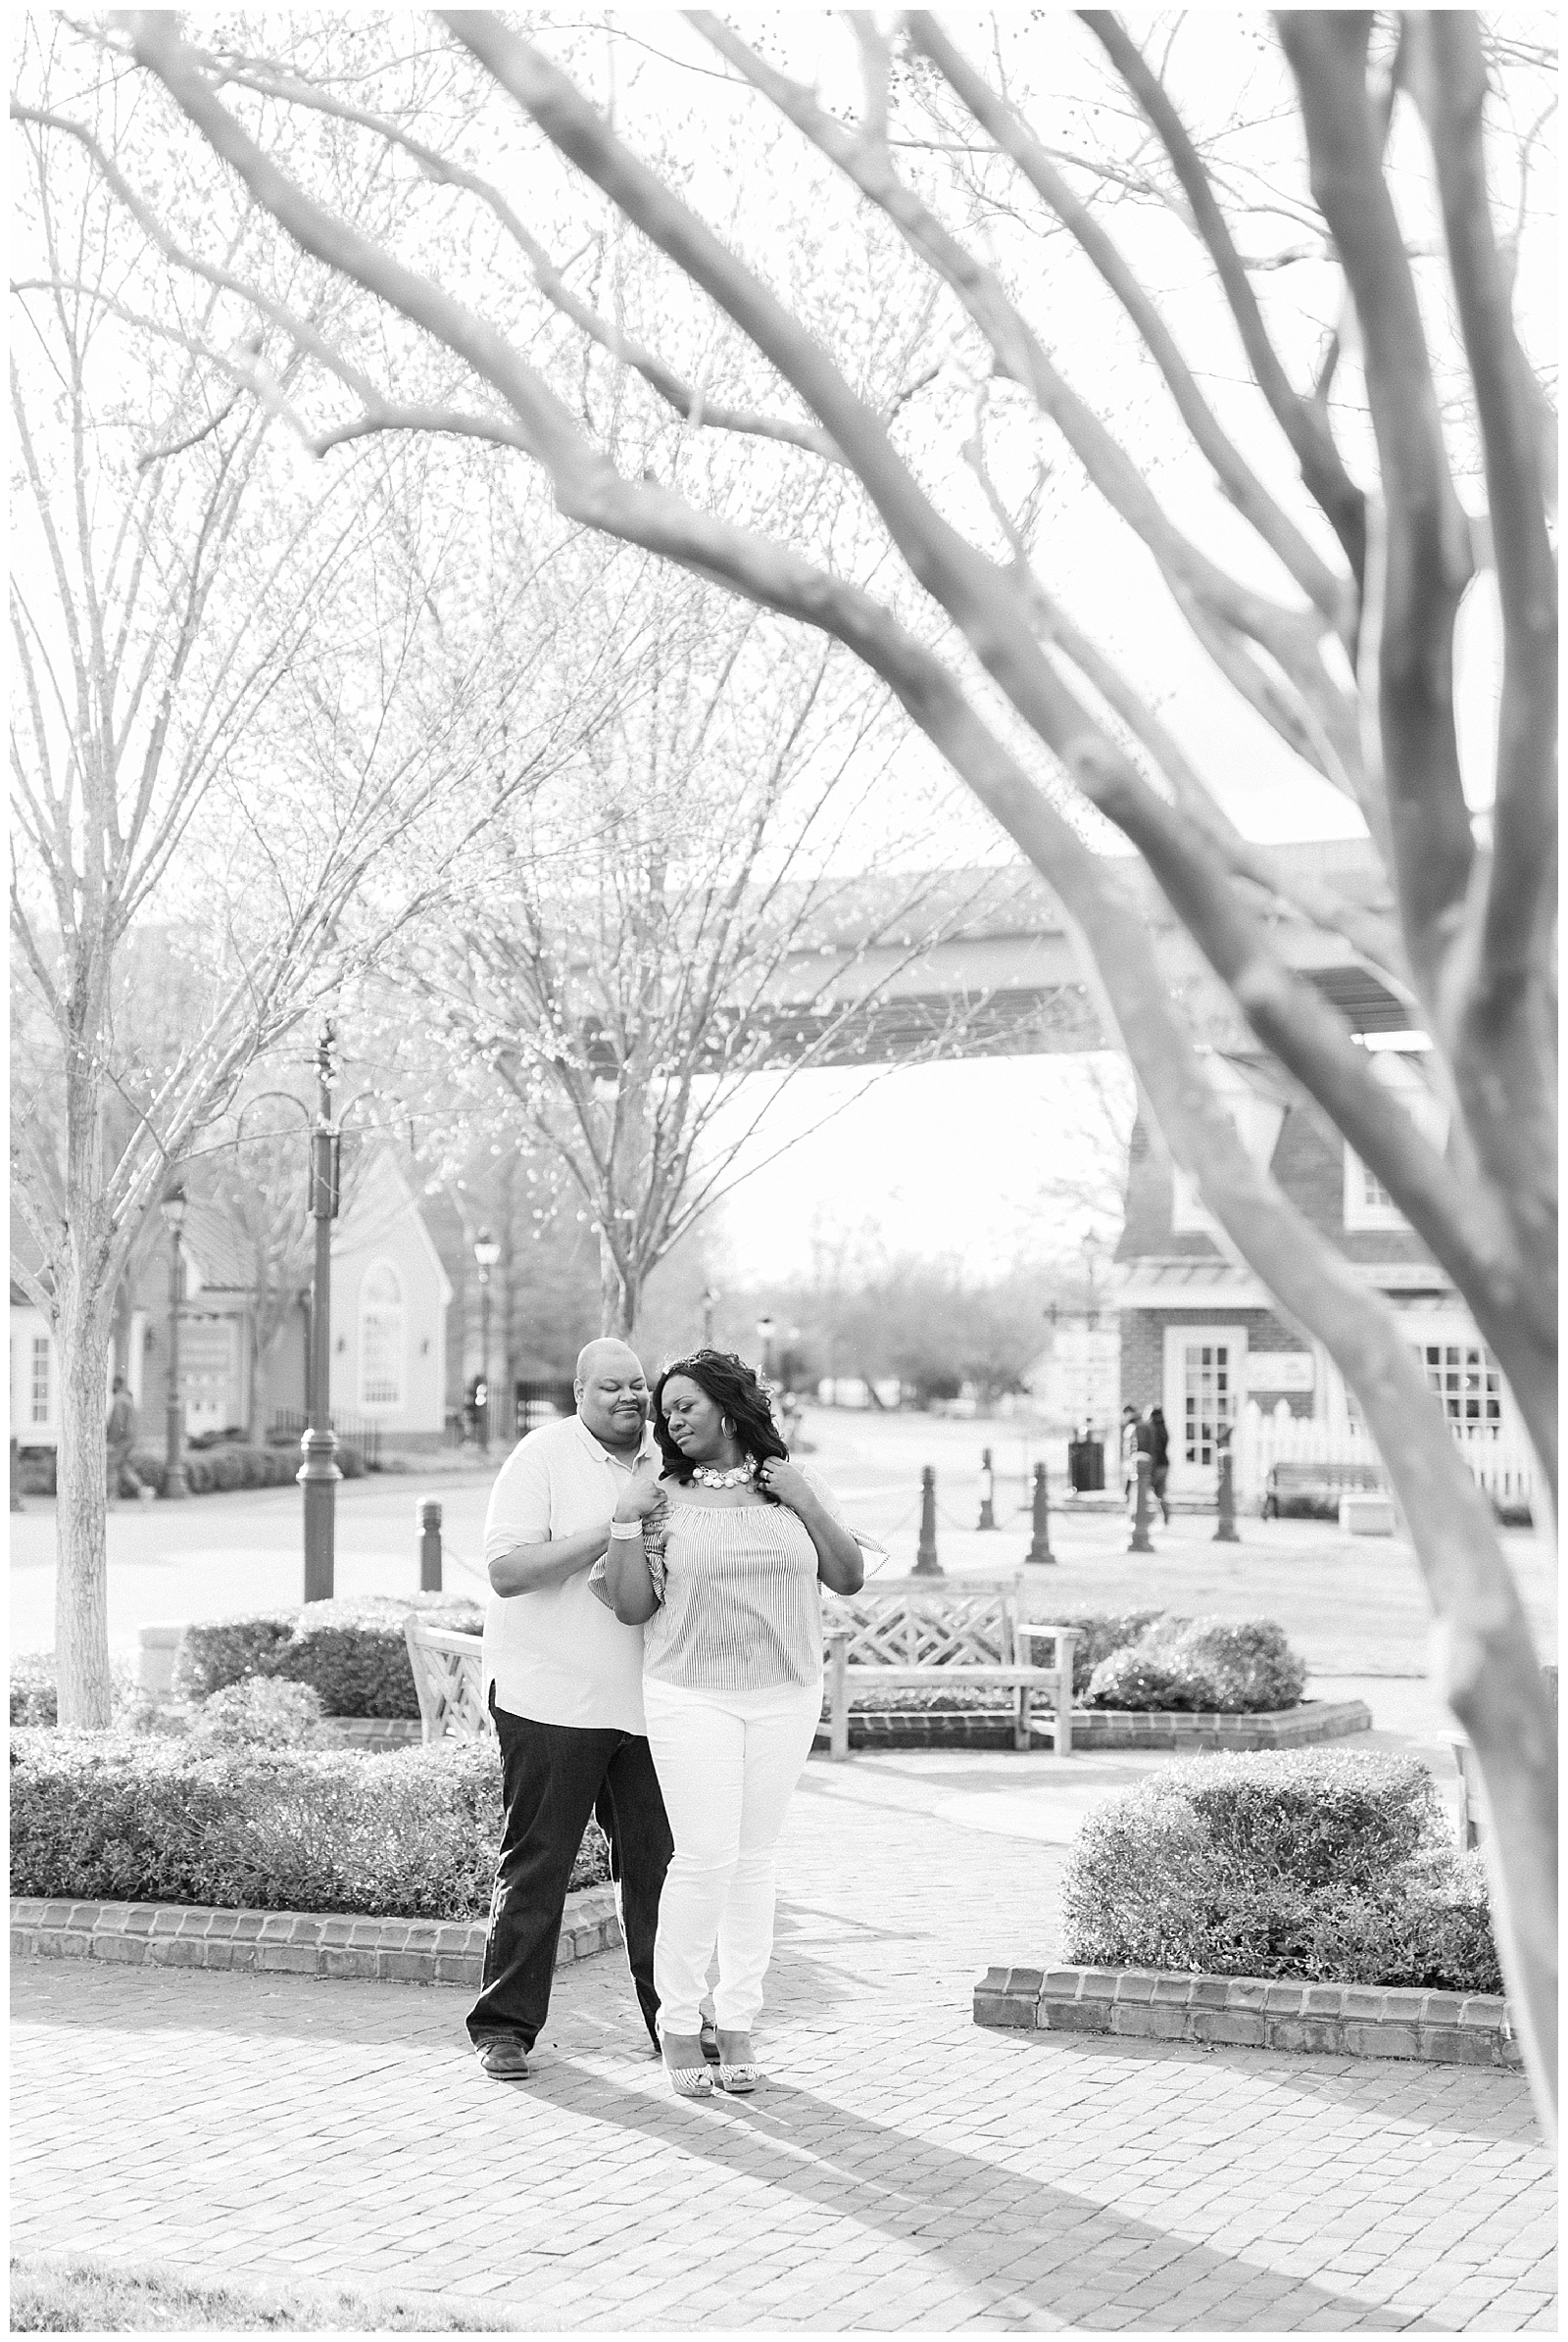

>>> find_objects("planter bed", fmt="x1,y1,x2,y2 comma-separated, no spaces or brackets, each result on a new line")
809,1697,1370,1753
10,1882,622,1989
974,1963,1521,2069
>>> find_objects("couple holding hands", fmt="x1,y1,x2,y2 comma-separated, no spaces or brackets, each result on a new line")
466,1340,863,2097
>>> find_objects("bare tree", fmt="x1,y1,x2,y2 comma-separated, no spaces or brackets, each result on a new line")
396,549,1021,1340
107,9,1556,2125
8,35,588,1722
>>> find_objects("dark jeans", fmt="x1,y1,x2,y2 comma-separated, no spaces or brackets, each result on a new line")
466,1697,673,2054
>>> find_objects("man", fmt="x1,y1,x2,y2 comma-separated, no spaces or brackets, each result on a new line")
104,1375,143,1504
466,1339,674,2081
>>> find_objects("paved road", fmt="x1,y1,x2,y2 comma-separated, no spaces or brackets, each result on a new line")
14,1750,1554,2331
13,1409,1555,1677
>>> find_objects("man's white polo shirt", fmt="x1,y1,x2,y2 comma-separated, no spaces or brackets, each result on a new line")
480,1413,652,1732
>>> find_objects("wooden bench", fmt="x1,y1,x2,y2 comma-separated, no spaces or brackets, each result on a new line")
404,1616,491,1743
822,1574,1078,1761
1262,1459,1386,1520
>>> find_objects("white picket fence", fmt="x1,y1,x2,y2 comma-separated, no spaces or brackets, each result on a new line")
1233,1399,1536,1514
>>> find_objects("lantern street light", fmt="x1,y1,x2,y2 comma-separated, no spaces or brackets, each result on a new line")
702,1287,718,1348
755,1313,776,1388
159,1185,189,1500
473,1228,502,1452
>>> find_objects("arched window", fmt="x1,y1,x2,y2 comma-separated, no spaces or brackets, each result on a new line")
360,1261,405,1408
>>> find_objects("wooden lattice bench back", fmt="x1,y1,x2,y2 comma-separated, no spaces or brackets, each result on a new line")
821,1575,1078,1761
403,1616,493,1743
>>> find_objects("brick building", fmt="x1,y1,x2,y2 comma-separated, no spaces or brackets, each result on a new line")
1111,1050,1517,1498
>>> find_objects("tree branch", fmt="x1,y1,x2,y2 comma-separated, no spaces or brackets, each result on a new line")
1078,9,1369,587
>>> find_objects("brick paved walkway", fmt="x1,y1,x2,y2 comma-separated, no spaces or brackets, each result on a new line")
13,1752,1555,2331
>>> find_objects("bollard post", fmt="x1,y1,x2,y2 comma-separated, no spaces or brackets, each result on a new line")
1129,1455,1155,1554
912,1465,943,1577
977,1446,996,1531
418,1496,443,1591
10,1436,23,1513
1025,1460,1055,1564
1213,1446,1241,1543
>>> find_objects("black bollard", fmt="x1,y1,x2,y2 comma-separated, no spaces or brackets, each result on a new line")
913,1465,943,1577
1213,1446,1241,1543
10,1436,23,1513
1025,1460,1055,1565
1128,1455,1155,1554
418,1496,444,1591
977,1446,997,1532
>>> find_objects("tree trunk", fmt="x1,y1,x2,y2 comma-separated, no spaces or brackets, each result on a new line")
54,1278,116,1728
598,1234,637,1342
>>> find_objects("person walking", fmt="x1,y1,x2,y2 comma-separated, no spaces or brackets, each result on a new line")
466,1338,675,2083
104,1375,144,1503
1119,1402,1141,1503
598,1348,863,2099
1148,1404,1172,1525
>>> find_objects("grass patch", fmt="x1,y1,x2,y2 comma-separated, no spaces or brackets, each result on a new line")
10,2253,515,2331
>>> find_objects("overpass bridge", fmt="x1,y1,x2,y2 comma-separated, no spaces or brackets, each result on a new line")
747,838,1409,1066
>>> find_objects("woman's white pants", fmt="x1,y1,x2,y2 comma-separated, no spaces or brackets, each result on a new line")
642,1674,822,2036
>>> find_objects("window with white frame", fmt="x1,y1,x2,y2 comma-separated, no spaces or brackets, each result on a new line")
1344,1148,1405,1230
1418,1338,1502,1431
359,1262,405,1408
30,1335,51,1425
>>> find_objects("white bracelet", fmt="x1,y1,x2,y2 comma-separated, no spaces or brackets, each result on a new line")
608,1519,644,1540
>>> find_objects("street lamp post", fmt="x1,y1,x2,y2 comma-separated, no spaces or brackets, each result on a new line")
473,1228,501,1452
755,1313,776,1389
702,1287,718,1348
299,1023,341,1602
159,1186,189,1500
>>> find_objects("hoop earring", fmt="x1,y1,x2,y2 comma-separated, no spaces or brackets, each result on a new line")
721,1416,735,1438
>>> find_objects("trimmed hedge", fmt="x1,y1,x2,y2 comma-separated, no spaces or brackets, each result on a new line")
10,1650,138,1729
127,1441,367,1497
1085,1616,1306,1713
1062,1749,1501,1993
172,1593,485,1717
10,1730,608,1920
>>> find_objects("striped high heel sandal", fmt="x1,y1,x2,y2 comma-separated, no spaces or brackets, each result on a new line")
713,2032,762,2094
658,2025,713,2098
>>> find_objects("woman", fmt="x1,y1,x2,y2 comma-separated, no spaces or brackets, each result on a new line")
595,1348,863,2098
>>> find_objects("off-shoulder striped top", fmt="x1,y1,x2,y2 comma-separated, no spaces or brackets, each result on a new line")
642,1468,845,1692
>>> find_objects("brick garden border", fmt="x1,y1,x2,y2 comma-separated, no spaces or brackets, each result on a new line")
10,1884,622,1988
811,1696,1371,1754
975,1964,1521,2069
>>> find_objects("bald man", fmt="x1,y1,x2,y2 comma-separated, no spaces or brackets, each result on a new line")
466,1340,674,2079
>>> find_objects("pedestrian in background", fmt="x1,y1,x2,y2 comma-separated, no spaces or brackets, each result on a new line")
1119,1402,1141,1502
104,1375,144,1503
1149,1404,1172,1525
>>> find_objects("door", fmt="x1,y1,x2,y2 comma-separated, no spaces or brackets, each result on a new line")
1163,1326,1247,1490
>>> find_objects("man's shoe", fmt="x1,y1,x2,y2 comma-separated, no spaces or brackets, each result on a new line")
699,2017,721,2066
475,2035,531,2080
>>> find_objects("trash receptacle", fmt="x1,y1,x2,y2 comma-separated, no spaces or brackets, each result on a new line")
1068,1437,1105,1493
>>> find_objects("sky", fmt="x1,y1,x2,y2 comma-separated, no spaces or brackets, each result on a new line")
14,13,1552,1294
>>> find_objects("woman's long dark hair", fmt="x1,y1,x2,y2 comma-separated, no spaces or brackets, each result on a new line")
652,1349,788,1488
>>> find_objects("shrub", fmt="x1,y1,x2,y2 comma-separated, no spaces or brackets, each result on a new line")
1054,1611,1164,1697
190,1678,324,1749
172,1593,485,1717
9,1730,610,1919
11,1651,139,1730
1062,1749,1500,1993
1085,1615,1306,1713
173,1612,298,1701
10,1652,58,1728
